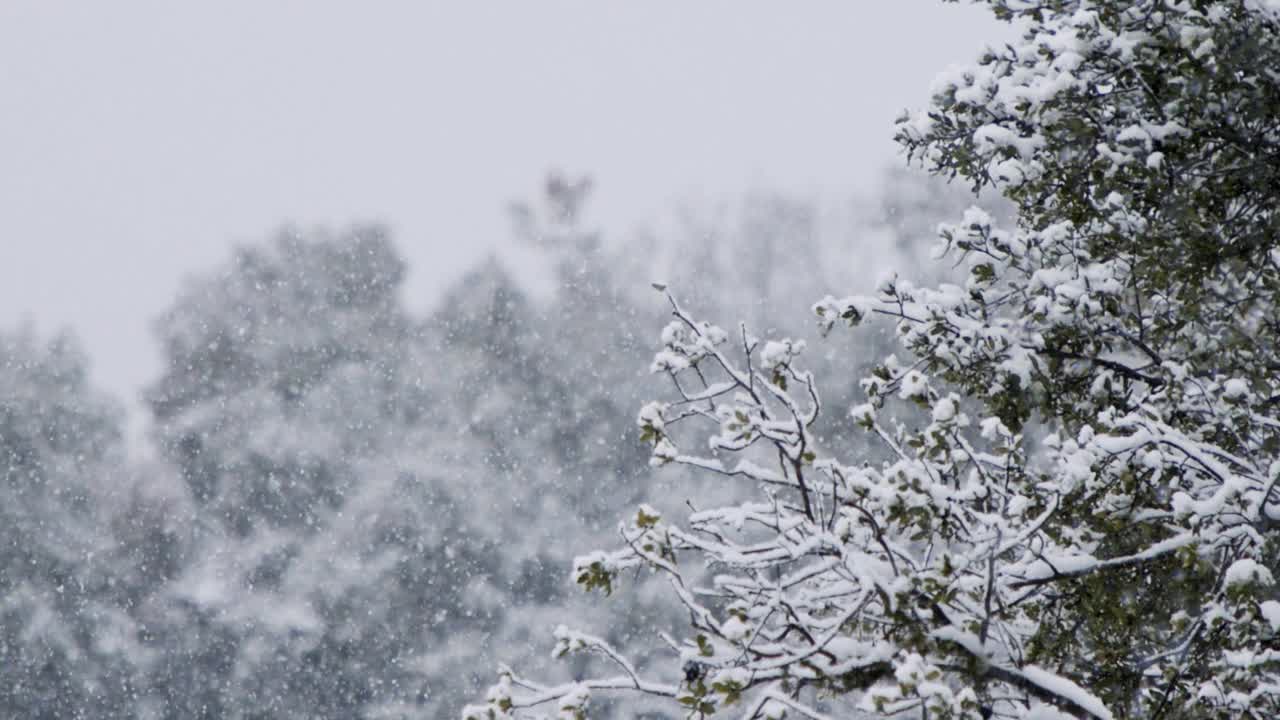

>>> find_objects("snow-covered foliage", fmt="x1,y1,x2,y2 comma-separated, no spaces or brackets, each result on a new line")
0,329,139,717
468,2,1280,719
142,227,461,717
149,227,411,533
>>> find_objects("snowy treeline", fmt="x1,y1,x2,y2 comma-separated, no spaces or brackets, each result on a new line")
0,172,976,718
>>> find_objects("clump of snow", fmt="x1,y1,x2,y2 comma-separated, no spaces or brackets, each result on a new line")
760,339,805,370
1259,601,1280,633
980,416,1010,441
650,437,678,466
637,401,667,432
898,370,928,400
1222,378,1250,400
850,403,875,425
1224,558,1274,589
932,395,958,423
720,615,751,642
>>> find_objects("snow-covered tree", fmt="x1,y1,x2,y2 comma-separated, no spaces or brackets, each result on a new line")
506,174,655,524
0,328,142,718
467,2,1280,719
423,180,684,717
148,226,410,535
143,227,478,718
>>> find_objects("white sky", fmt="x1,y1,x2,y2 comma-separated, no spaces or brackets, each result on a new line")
1,1,1004,426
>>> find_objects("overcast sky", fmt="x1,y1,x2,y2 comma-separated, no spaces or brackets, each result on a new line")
1,1,1003,429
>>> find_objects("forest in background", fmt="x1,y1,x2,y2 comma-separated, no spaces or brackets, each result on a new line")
0,168,981,719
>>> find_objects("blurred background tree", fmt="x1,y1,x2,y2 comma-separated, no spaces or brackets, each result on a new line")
0,166,980,718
